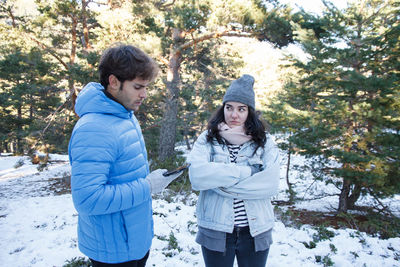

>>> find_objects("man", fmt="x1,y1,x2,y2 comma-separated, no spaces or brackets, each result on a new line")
68,44,182,267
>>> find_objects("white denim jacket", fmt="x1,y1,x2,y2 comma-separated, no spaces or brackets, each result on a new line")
187,131,281,237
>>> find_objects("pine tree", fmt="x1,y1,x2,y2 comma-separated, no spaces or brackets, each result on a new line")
270,0,400,212
123,0,295,160
0,48,61,153
0,1,102,153
34,0,100,95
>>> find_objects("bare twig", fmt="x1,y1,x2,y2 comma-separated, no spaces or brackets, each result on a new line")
367,188,395,217
300,179,319,200
41,93,73,135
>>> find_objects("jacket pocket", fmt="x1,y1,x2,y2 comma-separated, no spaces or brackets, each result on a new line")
198,191,221,222
119,212,128,242
121,201,153,251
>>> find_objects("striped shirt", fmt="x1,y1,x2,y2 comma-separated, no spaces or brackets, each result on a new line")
227,144,249,227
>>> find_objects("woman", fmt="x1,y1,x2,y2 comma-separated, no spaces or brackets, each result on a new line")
187,74,280,267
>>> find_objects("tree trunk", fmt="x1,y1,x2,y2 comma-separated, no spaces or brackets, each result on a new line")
70,16,77,65
17,105,23,154
158,97,179,160
3,141,9,153
12,141,16,154
158,29,183,161
69,15,78,109
347,183,361,210
158,56,181,160
81,0,91,50
157,30,251,160
286,141,295,202
338,178,351,213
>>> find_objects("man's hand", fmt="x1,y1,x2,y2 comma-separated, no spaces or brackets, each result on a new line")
146,169,184,194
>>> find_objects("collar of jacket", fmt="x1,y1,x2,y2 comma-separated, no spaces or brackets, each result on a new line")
214,137,254,152
75,82,133,119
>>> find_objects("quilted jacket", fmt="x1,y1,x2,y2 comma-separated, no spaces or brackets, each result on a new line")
68,82,152,263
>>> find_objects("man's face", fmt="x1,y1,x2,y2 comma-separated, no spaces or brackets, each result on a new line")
108,75,149,111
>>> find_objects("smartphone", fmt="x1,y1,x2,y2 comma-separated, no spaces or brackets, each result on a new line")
162,163,191,176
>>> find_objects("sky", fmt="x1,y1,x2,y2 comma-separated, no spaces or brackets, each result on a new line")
13,0,350,16
280,0,349,14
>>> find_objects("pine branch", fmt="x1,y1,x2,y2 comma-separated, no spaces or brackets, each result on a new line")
27,92,74,155
24,33,69,70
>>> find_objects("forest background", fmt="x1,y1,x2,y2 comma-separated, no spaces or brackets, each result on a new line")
0,0,399,233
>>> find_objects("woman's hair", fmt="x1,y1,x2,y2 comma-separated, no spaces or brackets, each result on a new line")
206,103,268,153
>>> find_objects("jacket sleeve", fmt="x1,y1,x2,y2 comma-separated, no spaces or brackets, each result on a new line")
213,135,281,200
187,132,252,191
68,121,151,216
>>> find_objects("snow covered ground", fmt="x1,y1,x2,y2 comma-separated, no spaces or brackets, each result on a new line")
0,153,399,267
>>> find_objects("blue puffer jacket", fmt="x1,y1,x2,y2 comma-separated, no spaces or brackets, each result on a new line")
68,82,152,263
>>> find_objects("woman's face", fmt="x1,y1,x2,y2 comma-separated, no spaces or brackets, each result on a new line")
224,101,249,128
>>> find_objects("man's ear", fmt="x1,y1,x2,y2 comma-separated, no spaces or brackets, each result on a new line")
107,74,120,92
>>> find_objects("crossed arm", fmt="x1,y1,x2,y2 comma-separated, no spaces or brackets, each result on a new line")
188,132,281,200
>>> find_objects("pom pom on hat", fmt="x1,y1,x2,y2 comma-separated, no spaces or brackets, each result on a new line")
223,74,255,109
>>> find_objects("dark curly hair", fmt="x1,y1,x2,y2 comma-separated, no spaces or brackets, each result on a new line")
206,103,268,154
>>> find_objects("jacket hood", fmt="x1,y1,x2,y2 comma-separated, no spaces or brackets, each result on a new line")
75,82,131,118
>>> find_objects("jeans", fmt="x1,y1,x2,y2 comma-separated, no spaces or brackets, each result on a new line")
201,227,269,267
90,251,149,267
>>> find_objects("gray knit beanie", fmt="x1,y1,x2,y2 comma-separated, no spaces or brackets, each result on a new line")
223,74,255,109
